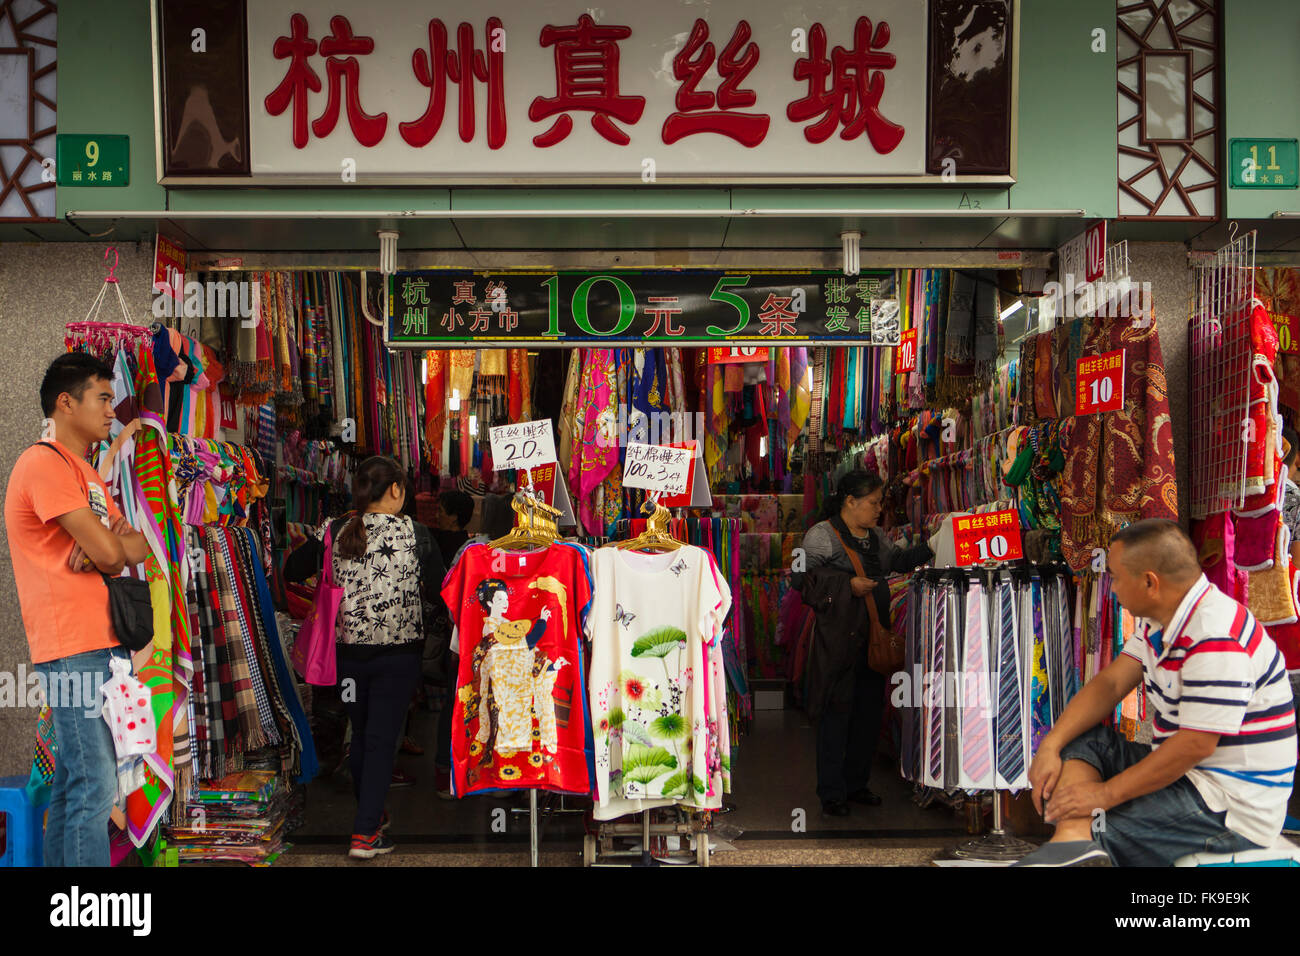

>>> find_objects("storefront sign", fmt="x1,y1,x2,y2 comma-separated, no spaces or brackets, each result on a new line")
1229,138,1299,188
1075,349,1125,415
152,234,186,303
489,419,556,471
387,270,897,347
237,0,928,182
622,443,693,497
895,327,918,372
55,134,129,186
952,510,1023,566
708,347,770,365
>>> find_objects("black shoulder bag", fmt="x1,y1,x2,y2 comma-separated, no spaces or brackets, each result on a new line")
39,442,155,652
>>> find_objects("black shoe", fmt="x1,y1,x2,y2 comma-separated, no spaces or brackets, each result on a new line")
821,800,851,817
847,788,882,806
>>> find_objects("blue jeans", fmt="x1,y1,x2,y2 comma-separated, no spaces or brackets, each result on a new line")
1059,725,1262,866
34,647,125,867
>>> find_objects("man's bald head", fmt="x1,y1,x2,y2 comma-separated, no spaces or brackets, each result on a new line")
1108,519,1201,583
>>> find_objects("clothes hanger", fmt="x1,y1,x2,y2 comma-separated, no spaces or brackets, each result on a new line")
607,493,683,553
487,471,562,551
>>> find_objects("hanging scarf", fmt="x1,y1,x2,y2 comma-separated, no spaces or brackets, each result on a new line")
571,348,619,534
558,348,583,472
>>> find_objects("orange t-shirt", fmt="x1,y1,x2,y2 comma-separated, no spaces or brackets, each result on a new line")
4,440,122,664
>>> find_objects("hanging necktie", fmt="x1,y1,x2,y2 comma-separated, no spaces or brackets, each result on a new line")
1028,576,1052,753
926,581,947,788
994,575,1027,789
943,583,963,790
960,578,994,791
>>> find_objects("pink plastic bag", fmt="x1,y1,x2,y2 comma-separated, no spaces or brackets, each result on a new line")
291,523,342,686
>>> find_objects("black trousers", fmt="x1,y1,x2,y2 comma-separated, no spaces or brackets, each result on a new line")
339,649,422,836
435,652,459,771
815,642,888,804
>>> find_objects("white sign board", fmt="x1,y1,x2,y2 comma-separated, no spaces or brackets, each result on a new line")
622,443,693,497
489,419,556,471
246,0,927,182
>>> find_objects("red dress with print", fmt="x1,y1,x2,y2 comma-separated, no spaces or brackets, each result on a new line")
441,543,593,796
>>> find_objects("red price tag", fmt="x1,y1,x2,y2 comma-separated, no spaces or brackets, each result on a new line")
152,234,185,302
708,347,770,365
659,440,699,507
1085,221,1107,284
895,328,918,373
518,463,557,505
1272,312,1300,354
952,510,1024,566
1075,349,1125,416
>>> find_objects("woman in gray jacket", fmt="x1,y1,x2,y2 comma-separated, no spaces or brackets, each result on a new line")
799,471,932,817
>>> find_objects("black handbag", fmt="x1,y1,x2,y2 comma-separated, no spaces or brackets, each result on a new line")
38,442,155,651
102,573,155,651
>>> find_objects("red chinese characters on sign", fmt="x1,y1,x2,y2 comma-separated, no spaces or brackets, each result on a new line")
952,510,1023,566
644,296,685,337
895,327,918,373
1075,349,1125,416
314,16,388,146
787,17,904,151
662,19,770,148
265,14,387,148
757,294,799,336
265,14,322,149
520,463,557,504
529,14,646,146
399,19,506,149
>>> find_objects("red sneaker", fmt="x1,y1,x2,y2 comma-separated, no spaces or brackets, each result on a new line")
349,831,394,860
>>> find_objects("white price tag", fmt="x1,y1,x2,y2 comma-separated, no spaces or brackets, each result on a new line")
622,443,692,497
489,420,556,472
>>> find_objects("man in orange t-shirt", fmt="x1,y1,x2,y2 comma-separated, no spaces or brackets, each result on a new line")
4,352,149,867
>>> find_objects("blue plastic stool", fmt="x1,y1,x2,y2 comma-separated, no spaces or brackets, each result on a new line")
0,775,47,867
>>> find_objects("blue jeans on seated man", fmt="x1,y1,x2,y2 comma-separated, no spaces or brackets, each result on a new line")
34,647,125,867
1059,725,1262,867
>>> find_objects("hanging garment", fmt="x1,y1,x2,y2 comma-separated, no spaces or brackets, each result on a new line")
993,575,1029,790
1058,316,1180,571
958,578,995,791
588,545,732,820
441,542,594,797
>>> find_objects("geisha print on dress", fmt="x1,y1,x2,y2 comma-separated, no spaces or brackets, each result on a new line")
442,542,594,796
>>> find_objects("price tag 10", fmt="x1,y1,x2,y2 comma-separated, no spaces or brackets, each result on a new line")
952,510,1024,566
1271,312,1300,354
895,327,918,373
489,420,556,472
1075,349,1126,416
708,346,770,365
622,443,693,497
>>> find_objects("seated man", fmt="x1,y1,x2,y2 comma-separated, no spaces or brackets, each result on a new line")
1015,519,1296,866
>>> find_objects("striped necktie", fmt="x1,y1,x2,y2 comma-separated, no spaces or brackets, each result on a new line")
928,583,946,783
961,579,993,787
994,578,1025,785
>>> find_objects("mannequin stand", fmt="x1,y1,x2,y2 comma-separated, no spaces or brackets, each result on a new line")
952,791,1035,862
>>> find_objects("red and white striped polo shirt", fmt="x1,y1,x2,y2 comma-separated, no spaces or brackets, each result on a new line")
1121,575,1296,848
